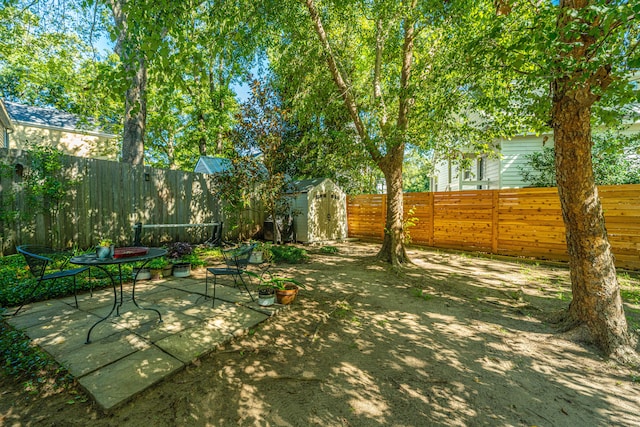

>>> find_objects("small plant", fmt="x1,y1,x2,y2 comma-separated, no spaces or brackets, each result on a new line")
413,288,432,301
98,238,113,247
270,245,309,264
246,270,305,291
320,246,339,254
148,257,169,269
181,253,205,268
167,242,193,263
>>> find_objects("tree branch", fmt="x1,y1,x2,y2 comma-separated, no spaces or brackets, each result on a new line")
304,0,382,163
396,0,417,134
374,18,388,130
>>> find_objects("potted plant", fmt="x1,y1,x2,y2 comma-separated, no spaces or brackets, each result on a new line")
148,257,169,280
132,267,152,281
246,271,305,305
167,242,194,277
249,241,272,264
96,238,114,259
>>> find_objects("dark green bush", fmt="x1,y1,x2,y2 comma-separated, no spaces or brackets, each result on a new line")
270,245,309,264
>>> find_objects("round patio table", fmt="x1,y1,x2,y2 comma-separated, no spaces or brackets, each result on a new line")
70,247,167,343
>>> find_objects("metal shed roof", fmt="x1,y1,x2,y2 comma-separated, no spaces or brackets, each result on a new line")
288,178,336,193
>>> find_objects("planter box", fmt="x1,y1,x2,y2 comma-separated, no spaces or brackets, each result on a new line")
172,263,191,278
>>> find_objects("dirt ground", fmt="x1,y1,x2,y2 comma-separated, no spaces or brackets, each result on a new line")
2,242,640,426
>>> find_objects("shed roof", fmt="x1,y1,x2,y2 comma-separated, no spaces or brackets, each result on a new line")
288,178,334,193
3,101,113,136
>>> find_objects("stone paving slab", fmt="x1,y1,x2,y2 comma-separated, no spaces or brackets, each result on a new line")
5,300,78,329
77,345,183,411
154,320,230,363
57,331,151,378
3,274,284,412
7,270,288,411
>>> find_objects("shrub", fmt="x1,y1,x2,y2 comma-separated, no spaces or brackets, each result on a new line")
270,245,309,264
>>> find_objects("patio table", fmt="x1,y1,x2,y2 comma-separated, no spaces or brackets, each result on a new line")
70,247,167,343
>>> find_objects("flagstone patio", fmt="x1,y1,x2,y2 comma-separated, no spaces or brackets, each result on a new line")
4,271,285,412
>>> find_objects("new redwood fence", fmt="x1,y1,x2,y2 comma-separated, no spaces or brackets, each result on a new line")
347,185,640,270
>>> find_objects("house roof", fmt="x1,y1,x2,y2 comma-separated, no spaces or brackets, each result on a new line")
0,99,12,130
194,155,270,178
194,156,233,174
3,100,114,136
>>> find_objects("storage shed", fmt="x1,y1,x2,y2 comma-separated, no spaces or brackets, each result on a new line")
288,178,347,243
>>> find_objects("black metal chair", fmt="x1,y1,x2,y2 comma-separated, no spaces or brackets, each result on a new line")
12,245,89,316
205,244,255,307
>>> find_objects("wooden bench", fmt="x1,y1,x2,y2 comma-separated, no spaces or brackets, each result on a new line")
132,222,223,246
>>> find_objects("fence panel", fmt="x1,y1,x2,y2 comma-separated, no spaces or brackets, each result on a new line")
347,185,640,270
0,149,261,254
347,194,386,240
433,190,494,252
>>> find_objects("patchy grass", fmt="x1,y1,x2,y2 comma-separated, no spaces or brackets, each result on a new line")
619,272,640,305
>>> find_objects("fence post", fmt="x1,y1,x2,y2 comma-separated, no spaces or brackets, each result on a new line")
428,192,434,247
491,190,499,254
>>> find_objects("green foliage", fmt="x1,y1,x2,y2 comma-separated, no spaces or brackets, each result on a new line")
521,133,640,187
246,270,304,291
0,321,74,391
0,251,124,308
403,206,419,245
147,257,169,269
412,288,432,301
270,245,309,264
320,246,339,254
619,272,640,305
0,145,79,245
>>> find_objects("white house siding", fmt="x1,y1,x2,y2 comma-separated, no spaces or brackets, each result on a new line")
499,135,548,188
485,157,501,189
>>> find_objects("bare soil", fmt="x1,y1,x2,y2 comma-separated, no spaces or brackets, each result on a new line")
2,242,640,426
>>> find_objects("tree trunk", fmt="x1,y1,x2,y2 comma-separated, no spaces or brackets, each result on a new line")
121,56,147,165
304,0,415,267
110,0,147,166
377,146,408,265
552,88,633,357
552,0,634,359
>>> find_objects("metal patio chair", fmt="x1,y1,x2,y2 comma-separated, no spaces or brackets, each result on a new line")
205,244,256,307
11,245,89,316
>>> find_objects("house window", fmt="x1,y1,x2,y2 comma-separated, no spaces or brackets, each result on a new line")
478,156,486,180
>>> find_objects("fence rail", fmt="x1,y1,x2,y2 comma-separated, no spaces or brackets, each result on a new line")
347,185,640,270
0,149,262,255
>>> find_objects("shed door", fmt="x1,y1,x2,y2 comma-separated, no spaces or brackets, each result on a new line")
313,191,340,241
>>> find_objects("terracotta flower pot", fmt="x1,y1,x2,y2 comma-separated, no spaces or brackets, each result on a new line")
276,284,299,305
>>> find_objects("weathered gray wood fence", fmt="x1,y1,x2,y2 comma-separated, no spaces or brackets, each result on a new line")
0,149,263,255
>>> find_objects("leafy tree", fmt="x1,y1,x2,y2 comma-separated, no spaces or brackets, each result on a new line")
219,79,298,242
481,0,640,358
0,1,120,131
521,133,640,187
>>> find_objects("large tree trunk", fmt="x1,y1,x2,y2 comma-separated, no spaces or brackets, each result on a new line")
552,0,634,359
552,87,632,357
304,0,415,266
377,144,408,264
110,0,147,166
121,56,147,165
